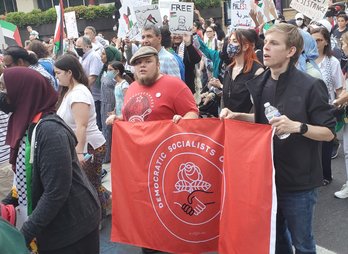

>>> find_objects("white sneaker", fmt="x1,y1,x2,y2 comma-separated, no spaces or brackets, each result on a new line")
334,184,348,199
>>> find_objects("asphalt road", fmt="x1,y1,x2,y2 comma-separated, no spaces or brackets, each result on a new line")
314,139,348,254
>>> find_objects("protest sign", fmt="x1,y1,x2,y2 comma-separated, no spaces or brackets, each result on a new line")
230,0,254,28
64,11,78,39
118,0,151,39
169,2,194,35
230,0,278,29
134,4,162,30
159,0,179,20
290,0,329,21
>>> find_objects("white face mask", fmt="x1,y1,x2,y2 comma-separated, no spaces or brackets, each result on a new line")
296,20,304,27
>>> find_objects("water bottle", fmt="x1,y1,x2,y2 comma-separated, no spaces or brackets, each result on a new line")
264,102,290,139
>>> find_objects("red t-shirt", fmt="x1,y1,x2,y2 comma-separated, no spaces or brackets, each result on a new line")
122,75,198,122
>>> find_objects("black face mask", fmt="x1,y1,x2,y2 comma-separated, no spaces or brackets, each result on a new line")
0,92,13,114
75,47,84,57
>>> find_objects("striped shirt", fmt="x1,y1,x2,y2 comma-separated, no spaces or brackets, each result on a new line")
158,47,181,79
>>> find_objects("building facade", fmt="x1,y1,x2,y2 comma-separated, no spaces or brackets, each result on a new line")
0,0,115,14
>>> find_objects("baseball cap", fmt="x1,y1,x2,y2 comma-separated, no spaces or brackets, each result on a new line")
295,13,304,20
129,46,158,65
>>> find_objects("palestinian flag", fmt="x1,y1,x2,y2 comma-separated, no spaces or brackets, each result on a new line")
0,20,22,47
54,0,64,57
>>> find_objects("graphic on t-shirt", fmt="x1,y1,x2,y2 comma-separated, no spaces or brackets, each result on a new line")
124,92,154,122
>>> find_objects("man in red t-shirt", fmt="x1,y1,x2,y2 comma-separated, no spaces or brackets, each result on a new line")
122,46,198,122
118,46,198,254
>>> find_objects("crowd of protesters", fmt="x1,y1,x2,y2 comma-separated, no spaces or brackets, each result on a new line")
0,3,348,254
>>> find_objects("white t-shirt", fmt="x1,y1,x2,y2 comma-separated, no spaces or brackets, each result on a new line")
57,84,105,152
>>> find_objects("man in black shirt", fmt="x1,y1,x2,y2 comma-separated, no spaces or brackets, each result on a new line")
220,23,335,254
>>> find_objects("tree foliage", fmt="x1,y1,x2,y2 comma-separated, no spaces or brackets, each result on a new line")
5,4,115,28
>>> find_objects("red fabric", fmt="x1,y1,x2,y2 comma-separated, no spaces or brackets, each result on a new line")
4,67,58,165
219,120,275,254
13,28,22,47
0,204,16,226
111,118,275,253
122,75,198,122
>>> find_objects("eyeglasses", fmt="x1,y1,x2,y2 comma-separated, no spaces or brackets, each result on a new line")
206,30,213,33
296,18,304,21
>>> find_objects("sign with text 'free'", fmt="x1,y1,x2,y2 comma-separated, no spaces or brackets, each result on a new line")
169,2,194,35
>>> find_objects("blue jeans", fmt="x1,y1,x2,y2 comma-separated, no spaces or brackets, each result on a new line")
276,189,318,254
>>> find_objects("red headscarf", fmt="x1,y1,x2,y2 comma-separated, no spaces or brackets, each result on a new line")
4,67,58,165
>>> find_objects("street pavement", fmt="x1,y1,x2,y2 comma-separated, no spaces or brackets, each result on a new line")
100,137,348,254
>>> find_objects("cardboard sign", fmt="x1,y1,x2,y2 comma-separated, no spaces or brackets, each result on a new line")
253,0,278,23
290,0,329,21
159,0,179,20
64,11,78,39
118,0,152,39
230,0,278,29
230,0,254,28
134,4,162,30
169,2,194,35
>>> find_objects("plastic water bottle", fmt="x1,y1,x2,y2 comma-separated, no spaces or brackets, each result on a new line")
264,102,290,139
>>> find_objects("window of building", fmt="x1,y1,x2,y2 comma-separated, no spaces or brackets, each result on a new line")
0,0,17,14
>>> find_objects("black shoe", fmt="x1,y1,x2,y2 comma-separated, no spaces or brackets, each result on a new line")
331,142,340,159
322,179,332,186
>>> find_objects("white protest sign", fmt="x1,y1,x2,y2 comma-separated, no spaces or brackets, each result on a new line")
134,4,162,30
169,2,194,35
118,0,151,39
290,0,329,21
231,0,254,28
64,11,79,39
256,0,278,23
159,0,179,20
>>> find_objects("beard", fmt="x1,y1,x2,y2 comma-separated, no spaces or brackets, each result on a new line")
135,70,160,87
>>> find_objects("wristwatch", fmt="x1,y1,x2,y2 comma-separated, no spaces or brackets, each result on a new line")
299,123,308,135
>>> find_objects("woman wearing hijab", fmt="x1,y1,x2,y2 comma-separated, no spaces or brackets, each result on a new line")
297,29,322,79
99,46,121,163
54,54,110,221
0,67,100,253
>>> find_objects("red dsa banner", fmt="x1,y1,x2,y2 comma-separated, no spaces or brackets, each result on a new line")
111,119,275,254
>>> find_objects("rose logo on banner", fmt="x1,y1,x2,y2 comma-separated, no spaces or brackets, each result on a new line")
174,162,215,216
148,133,224,243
